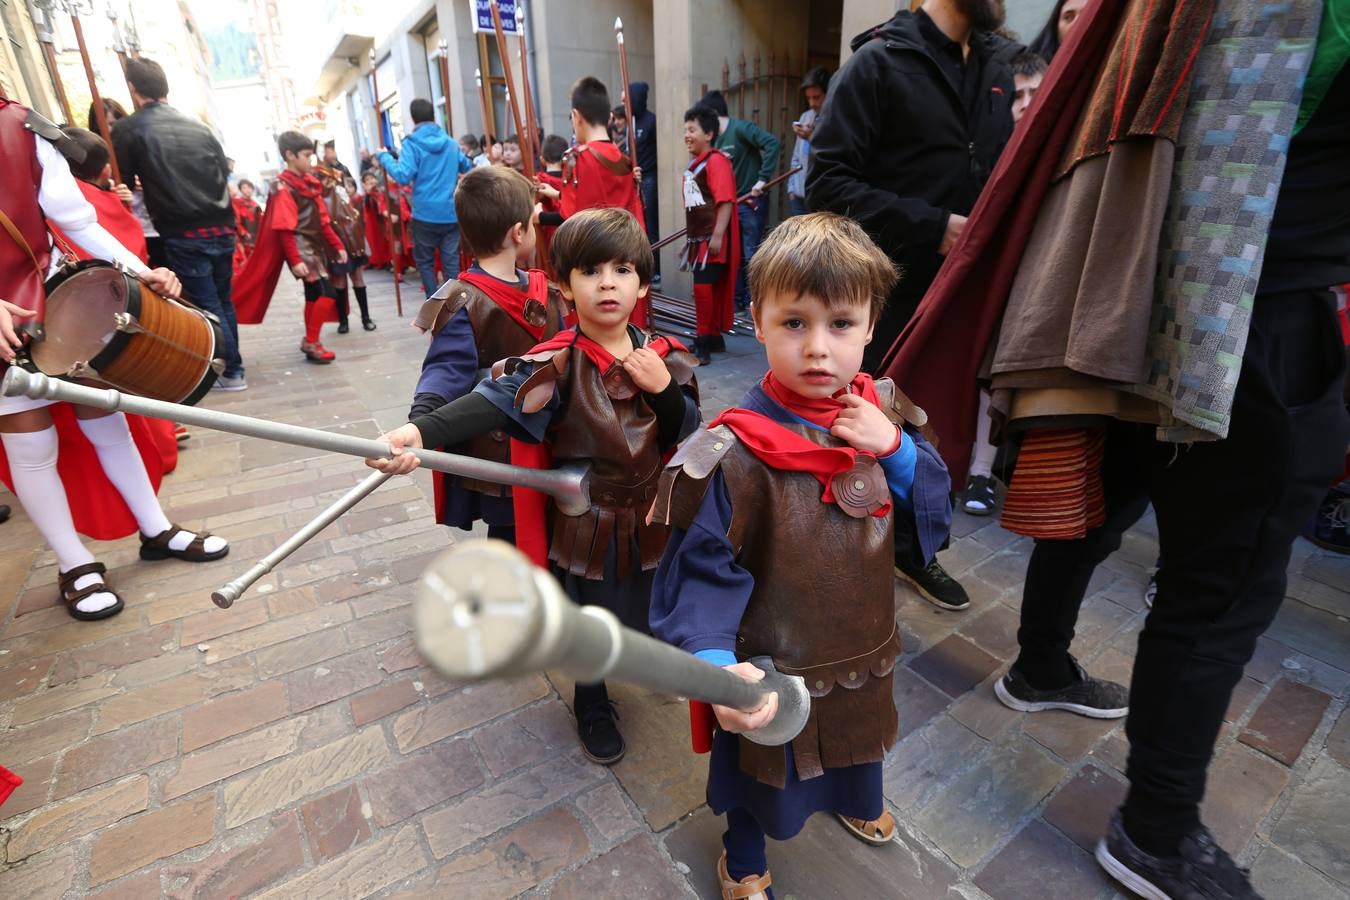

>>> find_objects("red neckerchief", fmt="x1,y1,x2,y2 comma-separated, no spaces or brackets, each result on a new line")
708,372,893,518
457,269,551,340
278,168,323,200
511,327,688,567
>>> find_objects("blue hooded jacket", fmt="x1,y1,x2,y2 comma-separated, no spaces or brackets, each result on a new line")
377,122,472,225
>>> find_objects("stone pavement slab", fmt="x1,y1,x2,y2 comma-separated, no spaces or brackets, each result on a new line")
0,272,1345,898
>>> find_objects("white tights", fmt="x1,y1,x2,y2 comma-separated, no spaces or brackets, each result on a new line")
970,389,998,479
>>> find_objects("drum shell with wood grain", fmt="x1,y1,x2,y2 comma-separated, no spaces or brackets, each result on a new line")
31,261,222,405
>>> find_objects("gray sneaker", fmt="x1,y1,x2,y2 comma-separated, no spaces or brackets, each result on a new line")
1096,811,1261,900
212,374,248,392
995,657,1128,718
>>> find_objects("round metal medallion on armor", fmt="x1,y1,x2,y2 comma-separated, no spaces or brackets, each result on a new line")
523,298,548,329
600,361,638,400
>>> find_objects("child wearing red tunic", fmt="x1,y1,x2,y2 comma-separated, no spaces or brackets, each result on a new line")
679,107,740,366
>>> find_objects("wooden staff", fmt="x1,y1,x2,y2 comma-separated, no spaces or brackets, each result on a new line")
614,17,636,169
369,48,403,316
649,166,800,251
515,7,539,170
436,40,454,134
474,67,492,145
488,0,531,177
70,12,119,183
32,14,72,124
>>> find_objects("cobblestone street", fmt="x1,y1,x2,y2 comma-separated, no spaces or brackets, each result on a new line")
0,271,1347,899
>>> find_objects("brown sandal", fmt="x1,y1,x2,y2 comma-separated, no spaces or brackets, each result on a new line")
58,562,125,621
837,810,897,845
717,851,772,900
139,525,229,562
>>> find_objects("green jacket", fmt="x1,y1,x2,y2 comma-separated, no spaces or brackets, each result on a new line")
715,117,781,196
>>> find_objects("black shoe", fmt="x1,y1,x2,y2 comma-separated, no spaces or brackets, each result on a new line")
962,474,998,516
895,557,970,610
1143,571,1158,608
576,696,625,765
0,504,9,524
362,319,377,331
996,657,1129,719
694,336,712,366
1309,485,1350,554
337,321,350,334
708,334,726,353
1096,811,1260,900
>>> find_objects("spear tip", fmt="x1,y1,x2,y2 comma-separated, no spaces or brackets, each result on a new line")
614,16,623,32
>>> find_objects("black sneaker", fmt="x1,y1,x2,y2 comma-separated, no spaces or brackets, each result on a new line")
1143,571,1158,609
1096,811,1261,900
1309,485,1350,554
576,697,625,765
996,657,1129,718
963,474,998,516
895,558,971,610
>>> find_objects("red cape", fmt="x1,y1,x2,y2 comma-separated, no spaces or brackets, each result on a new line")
231,187,295,324
561,143,645,230
363,193,390,267
880,0,1127,484
0,402,177,541
49,182,147,264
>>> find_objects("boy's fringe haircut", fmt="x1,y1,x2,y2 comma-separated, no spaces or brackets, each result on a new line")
550,207,653,285
748,213,897,322
454,166,536,257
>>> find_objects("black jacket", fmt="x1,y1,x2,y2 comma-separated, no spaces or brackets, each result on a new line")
629,81,658,176
112,102,233,236
807,11,1019,358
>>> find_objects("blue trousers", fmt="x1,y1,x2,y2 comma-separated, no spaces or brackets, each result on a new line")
733,200,766,309
411,219,461,297
162,233,242,378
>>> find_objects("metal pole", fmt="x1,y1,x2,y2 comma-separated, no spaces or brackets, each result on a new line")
212,471,391,609
649,167,800,251
369,48,403,315
415,539,811,747
1,368,592,515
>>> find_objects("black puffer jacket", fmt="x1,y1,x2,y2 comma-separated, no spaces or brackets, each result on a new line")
807,11,1019,367
112,102,233,236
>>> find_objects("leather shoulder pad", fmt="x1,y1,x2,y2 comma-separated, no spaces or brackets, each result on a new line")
546,284,572,322
25,109,86,164
662,349,698,388
510,347,571,413
874,377,938,448
651,425,737,529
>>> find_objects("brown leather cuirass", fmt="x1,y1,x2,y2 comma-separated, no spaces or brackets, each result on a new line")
509,336,697,579
324,186,364,258
683,160,718,241
655,413,905,789
292,192,330,279
419,280,564,496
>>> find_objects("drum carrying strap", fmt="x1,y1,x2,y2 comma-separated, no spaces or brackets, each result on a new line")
0,206,52,336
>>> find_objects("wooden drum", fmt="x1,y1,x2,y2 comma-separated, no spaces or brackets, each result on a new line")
31,261,223,405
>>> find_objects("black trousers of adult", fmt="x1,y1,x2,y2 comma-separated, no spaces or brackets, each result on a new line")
1013,289,1349,844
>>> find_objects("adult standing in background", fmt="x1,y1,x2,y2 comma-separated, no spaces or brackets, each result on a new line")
698,90,780,311
627,82,661,287
1028,0,1092,61
787,66,831,217
377,98,475,297
806,0,1019,612
113,58,246,391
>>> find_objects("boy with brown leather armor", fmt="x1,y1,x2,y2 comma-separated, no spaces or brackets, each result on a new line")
368,207,700,765
405,166,567,543
232,131,346,363
648,213,952,899
317,164,375,333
